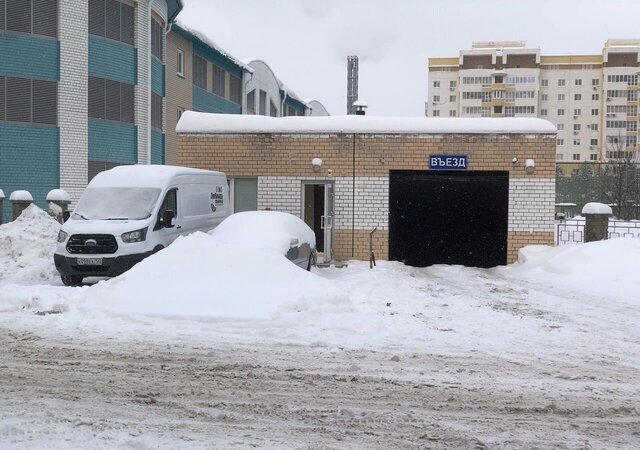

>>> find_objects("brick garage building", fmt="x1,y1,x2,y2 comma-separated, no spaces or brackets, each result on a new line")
177,112,557,266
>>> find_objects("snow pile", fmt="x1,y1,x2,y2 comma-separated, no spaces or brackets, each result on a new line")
85,232,346,320
0,204,60,285
211,211,315,254
581,202,612,215
9,190,33,201
45,189,71,202
509,239,640,299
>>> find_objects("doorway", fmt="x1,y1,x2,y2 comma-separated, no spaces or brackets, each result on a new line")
302,182,334,263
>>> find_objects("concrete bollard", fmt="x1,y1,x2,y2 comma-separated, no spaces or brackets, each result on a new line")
0,189,4,225
581,202,612,243
10,190,34,221
46,189,71,224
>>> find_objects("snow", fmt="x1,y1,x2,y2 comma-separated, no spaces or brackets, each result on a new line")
45,189,71,202
0,209,639,448
211,211,316,253
89,164,223,189
582,202,613,215
9,190,33,202
0,189,4,199
0,204,60,285
353,100,368,107
176,111,558,135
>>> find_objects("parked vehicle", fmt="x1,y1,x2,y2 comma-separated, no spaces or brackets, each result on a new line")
54,165,230,285
211,211,317,270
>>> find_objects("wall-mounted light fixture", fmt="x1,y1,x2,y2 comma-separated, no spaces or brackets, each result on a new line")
311,157,323,172
512,157,519,166
525,158,535,174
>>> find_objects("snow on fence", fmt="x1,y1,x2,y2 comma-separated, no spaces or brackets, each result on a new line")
556,218,640,245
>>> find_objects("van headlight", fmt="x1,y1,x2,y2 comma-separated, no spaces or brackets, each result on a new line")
121,227,148,243
57,230,68,243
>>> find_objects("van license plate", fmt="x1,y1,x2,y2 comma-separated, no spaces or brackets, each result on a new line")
77,258,102,266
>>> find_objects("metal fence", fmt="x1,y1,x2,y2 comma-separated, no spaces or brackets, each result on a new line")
556,218,640,245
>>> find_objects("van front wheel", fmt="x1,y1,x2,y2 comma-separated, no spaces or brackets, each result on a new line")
61,274,83,286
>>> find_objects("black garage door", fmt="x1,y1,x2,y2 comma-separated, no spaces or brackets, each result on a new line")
389,170,509,268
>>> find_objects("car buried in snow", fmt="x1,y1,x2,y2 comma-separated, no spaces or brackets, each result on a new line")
210,211,317,270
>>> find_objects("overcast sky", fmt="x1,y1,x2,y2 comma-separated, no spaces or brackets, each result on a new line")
178,0,640,117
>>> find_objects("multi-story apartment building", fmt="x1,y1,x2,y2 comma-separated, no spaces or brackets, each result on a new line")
427,40,640,163
0,1,329,221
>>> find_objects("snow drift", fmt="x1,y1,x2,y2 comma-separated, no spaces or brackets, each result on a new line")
0,205,60,285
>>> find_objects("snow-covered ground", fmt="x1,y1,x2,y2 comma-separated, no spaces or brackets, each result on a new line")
0,207,639,449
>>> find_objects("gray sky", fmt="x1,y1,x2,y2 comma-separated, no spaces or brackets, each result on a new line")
178,0,640,117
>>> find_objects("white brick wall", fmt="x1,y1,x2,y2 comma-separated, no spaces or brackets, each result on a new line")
334,177,388,230
508,178,556,232
135,1,151,164
58,0,88,205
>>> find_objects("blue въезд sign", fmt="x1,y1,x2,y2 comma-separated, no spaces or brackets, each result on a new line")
429,155,468,170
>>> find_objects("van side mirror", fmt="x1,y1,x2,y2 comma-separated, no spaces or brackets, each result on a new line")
161,210,176,228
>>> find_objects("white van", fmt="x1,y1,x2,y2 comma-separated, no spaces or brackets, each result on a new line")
54,165,230,286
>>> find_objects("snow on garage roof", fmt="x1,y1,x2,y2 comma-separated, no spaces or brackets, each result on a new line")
176,111,558,135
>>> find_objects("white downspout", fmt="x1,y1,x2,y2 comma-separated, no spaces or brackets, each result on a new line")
147,0,156,165
280,88,288,117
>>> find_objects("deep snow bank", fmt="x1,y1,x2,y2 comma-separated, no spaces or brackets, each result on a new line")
509,239,640,299
85,232,347,319
0,205,60,285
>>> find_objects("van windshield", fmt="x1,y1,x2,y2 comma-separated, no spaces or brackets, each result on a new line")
73,187,162,220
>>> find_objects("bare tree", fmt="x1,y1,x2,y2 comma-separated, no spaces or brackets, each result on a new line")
600,132,640,220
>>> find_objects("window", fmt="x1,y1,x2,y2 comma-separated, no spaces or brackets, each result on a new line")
590,154,597,161
89,0,134,45
591,108,599,116
157,189,177,229
449,110,456,117
433,81,440,88
432,109,440,117
575,79,582,86
572,153,580,160
592,78,599,86
573,124,581,131
88,76,134,124
259,90,266,115
269,100,277,117
574,94,581,101
540,109,547,116
592,93,599,101
558,79,566,86
192,54,207,90
558,94,565,101
557,139,564,146
176,49,185,77
0,76,57,125
493,105,502,114
3,0,58,37
232,178,258,213
246,90,255,114
151,16,164,61
212,64,226,97
449,95,456,102
590,138,598,146
556,153,563,160
541,94,548,101
557,124,564,131
229,74,241,105
573,139,580,146
574,109,581,116
176,107,184,122
151,92,162,130
541,79,549,87
558,109,565,116
433,95,440,103
449,80,457,88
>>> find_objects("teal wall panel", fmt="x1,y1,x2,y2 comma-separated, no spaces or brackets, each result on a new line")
285,96,306,115
151,130,165,165
88,120,137,164
88,36,137,85
0,34,59,80
151,58,165,96
0,124,59,222
192,86,241,114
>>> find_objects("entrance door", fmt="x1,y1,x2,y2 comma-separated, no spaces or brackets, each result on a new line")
389,170,509,268
303,182,334,263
